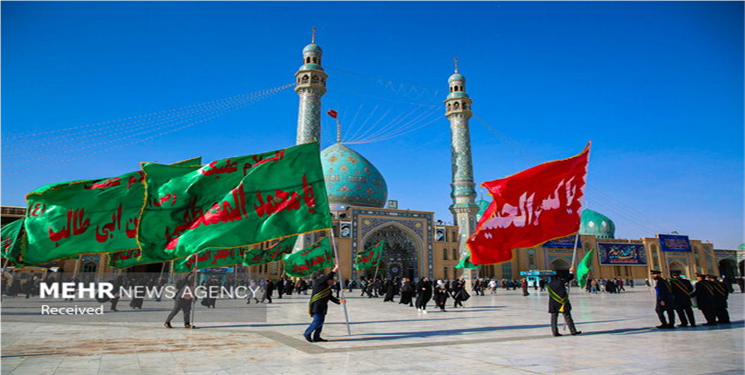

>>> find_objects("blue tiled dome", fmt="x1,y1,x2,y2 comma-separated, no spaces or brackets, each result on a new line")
580,209,616,239
321,143,387,211
448,73,466,83
303,44,323,53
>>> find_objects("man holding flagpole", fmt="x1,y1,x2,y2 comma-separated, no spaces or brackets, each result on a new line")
548,267,582,337
304,264,346,343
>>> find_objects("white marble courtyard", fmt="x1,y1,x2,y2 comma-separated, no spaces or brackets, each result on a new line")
1,286,743,375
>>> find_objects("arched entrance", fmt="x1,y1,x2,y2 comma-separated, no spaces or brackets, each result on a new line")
669,261,687,277
551,258,570,279
361,223,421,280
82,262,97,282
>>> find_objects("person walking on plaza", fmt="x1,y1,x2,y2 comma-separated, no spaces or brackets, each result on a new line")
276,278,285,299
383,279,395,302
451,279,467,308
548,267,581,337
433,280,449,312
304,265,345,343
689,273,717,325
521,278,530,296
415,277,433,313
261,279,274,303
669,271,695,327
399,278,414,306
164,273,195,329
110,275,124,311
706,275,730,324
651,270,676,329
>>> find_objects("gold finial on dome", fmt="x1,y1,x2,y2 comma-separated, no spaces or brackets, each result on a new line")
454,58,459,73
312,27,316,44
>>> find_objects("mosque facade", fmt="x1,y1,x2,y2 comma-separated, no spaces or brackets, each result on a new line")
0,36,735,284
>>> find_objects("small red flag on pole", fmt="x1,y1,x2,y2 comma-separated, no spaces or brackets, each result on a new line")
327,109,338,119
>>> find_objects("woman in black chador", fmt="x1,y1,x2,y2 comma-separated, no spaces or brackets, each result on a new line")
383,279,395,302
415,277,432,313
433,281,449,312
399,278,414,306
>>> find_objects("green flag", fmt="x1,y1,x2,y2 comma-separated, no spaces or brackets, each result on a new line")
243,235,297,266
1,219,25,266
282,237,334,278
576,248,595,289
173,247,245,273
138,143,332,261
354,240,384,270
22,157,202,266
455,252,482,269
109,248,162,269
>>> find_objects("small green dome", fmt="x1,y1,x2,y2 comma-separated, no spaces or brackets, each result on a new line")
580,209,615,239
321,143,387,211
448,73,466,83
303,44,323,54
475,199,491,222
738,243,745,250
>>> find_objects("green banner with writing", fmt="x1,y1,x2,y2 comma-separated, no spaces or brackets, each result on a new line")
22,158,202,266
173,247,245,273
138,143,332,261
355,240,384,270
243,235,297,266
282,237,334,278
1,219,25,266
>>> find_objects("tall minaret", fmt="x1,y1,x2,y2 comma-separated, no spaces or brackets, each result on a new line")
295,28,328,145
445,59,479,279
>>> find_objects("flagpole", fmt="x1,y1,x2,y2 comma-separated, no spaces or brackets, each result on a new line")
1,257,10,301
329,229,352,336
571,233,580,268
190,254,197,329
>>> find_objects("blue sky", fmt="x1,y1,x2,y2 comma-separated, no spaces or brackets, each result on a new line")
2,2,743,248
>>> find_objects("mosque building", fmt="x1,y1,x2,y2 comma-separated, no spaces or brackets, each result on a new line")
0,35,735,284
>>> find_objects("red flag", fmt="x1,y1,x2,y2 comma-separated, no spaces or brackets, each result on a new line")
327,109,338,119
468,142,591,265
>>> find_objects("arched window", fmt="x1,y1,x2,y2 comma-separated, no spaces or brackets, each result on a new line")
302,75,309,84
443,248,448,260
454,102,460,110
447,103,452,111
305,57,311,64
443,267,449,280
452,248,458,260
312,76,319,84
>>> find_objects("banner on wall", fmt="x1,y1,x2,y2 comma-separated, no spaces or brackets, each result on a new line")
542,235,582,248
658,234,692,252
597,243,648,265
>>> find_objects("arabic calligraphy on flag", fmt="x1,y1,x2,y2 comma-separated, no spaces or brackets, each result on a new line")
173,247,245,273
243,235,297,266
282,237,334,278
137,143,332,261
21,158,201,266
468,142,591,265
354,240,384,270
1,219,24,266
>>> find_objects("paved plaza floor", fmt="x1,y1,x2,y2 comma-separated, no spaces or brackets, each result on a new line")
1,286,743,375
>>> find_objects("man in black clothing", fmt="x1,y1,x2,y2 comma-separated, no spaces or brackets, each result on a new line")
689,273,717,326
164,273,195,329
651,270,675,329
262,280,274,303
669,271,696,327
304,265,345,343
547,267,581,337
707,275,730,324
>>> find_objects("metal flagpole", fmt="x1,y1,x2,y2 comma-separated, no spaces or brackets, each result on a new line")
190,254,198,329
73,255,83,280
329,229,352,336
563,233,581,332
1,257,10,301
